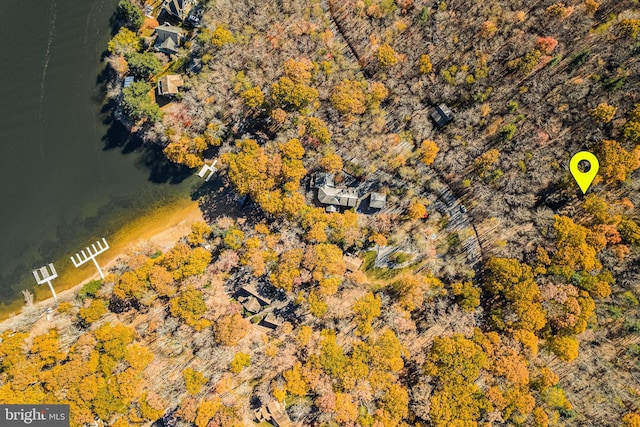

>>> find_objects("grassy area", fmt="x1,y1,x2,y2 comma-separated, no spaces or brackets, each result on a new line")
362,251,421,281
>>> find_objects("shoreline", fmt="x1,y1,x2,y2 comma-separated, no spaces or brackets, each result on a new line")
0,198,204,328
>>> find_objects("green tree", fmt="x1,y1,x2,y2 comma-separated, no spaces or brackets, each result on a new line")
107,28,140,55
121,81,163,123
125,52,162,79
117,0,144,30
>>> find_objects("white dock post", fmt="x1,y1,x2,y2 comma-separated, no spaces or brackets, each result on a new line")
32,263,59,306
196,160,217,182
70,238,110,279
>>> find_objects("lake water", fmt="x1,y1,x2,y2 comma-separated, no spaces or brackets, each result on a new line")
0,0,196,307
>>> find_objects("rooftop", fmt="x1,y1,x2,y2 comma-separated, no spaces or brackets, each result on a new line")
369,192,387,209
163,0,194,21
318,185,358,207
430,103,454,127
157,74,184,96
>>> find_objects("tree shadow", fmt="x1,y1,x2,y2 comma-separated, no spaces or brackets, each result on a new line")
134,145,194,184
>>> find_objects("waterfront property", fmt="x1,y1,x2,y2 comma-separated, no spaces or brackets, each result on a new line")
154,23,183,55
163,0,194,21
157,74,185,96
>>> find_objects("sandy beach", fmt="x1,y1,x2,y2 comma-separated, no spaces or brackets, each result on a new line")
0,198,204,331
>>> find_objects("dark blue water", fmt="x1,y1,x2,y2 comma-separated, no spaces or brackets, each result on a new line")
0,0,196,306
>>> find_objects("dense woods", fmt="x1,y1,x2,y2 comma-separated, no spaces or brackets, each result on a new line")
2,0,640,426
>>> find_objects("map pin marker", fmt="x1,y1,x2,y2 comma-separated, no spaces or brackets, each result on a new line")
570,151,599,194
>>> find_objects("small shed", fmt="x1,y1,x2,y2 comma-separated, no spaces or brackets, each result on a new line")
325,205,338,213
157,75,184,96
123,76,135,88
369,192,386,209
430,103,454,128
343,255,363,272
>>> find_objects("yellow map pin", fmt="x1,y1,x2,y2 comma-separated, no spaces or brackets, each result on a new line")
570,151,599,194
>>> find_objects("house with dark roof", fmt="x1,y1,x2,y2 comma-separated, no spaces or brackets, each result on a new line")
154,23,183,55
239,296,262,314
312,172,335,189
236,285,272,306
259,313,282,330
430,103,454,128
163,0,194,21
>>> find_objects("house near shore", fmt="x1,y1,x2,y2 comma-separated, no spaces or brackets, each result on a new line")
154,23,183,55
157,75,184,96
430,103,454,128
163,0,194,21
